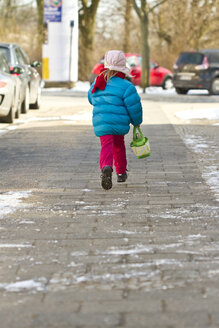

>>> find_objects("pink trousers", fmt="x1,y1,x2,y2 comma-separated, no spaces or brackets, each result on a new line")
99,135,127,174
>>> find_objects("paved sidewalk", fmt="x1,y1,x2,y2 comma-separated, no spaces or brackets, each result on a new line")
0,102,219,327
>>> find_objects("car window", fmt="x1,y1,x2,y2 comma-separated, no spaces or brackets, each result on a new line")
204,51,219,64
126,56,139,67
176,52,204,65
136,56,154,68
14,48,25,65
0,47,11,63
99,57,104,64
0,55,10,73
150,61,157,68
19,47,30,65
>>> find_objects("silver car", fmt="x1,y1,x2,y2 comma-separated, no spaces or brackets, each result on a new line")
0,53,22,123
0,43,41,114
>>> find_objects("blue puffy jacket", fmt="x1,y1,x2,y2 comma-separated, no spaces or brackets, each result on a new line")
88,77,142,137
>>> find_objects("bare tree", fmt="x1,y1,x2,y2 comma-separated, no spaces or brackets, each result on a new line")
123,0,132,52
132,0,167,92
79,0,101,80
36,0,43,47
151,0,218,68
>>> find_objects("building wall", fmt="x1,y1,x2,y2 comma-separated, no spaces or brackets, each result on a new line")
42,0,78,85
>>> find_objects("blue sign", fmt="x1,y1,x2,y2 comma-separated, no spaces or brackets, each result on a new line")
44,0,62,23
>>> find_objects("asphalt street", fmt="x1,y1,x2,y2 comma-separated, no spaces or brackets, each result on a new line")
0,90,218,328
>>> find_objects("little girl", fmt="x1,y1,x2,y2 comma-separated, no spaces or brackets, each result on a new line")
88,50,143,190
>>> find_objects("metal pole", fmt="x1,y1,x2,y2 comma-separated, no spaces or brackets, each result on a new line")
69,20,74,88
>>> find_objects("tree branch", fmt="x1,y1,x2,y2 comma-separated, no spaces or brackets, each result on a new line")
81,0,88,8
149,0,168,13
132,0,141,17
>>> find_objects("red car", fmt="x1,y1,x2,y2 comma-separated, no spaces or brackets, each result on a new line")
90,53,173,89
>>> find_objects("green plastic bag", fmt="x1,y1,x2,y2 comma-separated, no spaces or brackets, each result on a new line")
130,126,151,159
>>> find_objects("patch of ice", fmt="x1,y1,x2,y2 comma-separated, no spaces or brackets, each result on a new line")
102,243,182,256
61,112,92,122
67,261,81,267
110,230,143,235
71,81,90,92
0,280,44,292
0,191,31,219
0,244,32,248
136,86,176,95
183,135,219,201
7,126,18,130
176,108,219,120
71,251,87,256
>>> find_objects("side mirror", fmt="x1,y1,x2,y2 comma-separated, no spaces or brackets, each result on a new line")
10,66,24,75
31,61,41,68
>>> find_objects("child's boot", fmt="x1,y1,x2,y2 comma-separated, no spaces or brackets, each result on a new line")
101,166,113,190
117,172,127,183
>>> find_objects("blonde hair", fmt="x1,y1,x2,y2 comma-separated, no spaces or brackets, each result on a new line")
100,70,118,82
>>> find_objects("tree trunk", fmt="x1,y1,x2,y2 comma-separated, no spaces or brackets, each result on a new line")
132,0,150,93
132,0,168,92
79,0,101,81
36,0,43,53
140,8,150,92
123,0,132,52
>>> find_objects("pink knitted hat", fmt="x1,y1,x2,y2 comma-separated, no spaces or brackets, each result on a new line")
104,50,130,76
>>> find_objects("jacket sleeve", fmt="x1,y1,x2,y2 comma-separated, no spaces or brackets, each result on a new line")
88,84,94,105
123,84,143,126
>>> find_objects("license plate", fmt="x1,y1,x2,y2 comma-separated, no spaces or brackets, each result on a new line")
180,75,192,80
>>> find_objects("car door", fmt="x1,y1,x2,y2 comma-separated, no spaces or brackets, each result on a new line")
150,61,164,86
126,55,141,86
19,47,40,103
13,47,29,100
0,55,15,115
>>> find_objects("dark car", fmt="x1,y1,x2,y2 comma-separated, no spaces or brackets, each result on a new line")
0,43,41,113
173,49,219,95
90,53,173,89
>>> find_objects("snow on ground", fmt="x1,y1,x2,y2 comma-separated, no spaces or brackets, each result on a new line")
69,81,209,95
17,112,92,124
0,191,31,219
183,135,219,201
0,279,44,292
176,108,219,120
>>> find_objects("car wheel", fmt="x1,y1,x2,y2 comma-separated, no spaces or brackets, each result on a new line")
15,100,21,119
175,88,188,95
163,77,173,90
209,78,219,95
30,86,41,109
21,86,30,114
2,106,14,124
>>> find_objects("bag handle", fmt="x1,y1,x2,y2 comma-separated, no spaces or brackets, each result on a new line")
133,126,144,141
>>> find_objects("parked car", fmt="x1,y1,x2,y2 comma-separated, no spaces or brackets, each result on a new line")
0,43,41,113
0,53,22,123
173,49,219,95
89,53,173,89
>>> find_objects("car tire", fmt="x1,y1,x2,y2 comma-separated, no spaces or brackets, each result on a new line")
175,88,188,95
15,101,21,119
209,78,219,95
162,77,173,90
2,106,14,124
30,86,41,109
21,86,30,114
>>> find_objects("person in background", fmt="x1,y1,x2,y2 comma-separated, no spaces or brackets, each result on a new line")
88,50,143,190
